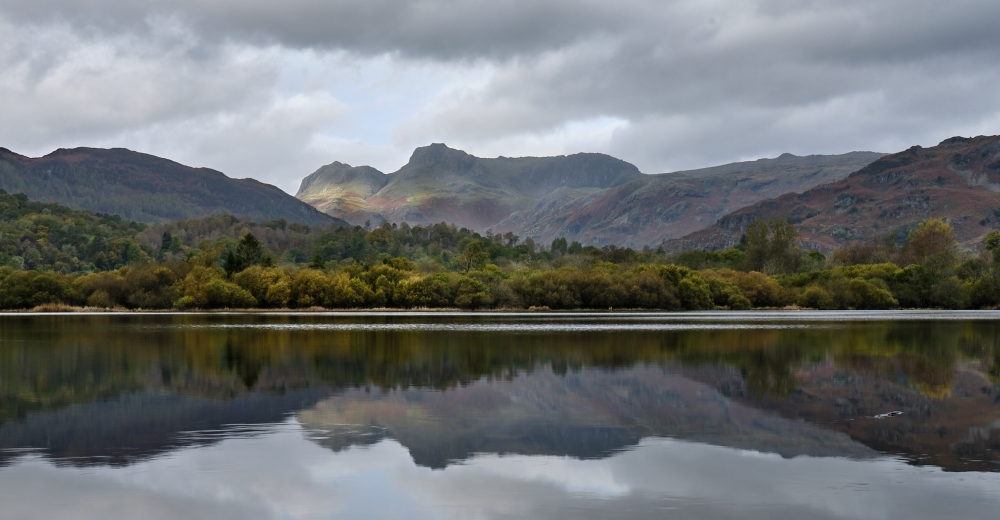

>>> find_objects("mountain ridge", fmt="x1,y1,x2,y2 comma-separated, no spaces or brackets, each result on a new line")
0,146,346,227
297,143,647,233
298,144,883,247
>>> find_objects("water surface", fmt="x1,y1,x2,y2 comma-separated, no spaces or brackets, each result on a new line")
1,312,999,519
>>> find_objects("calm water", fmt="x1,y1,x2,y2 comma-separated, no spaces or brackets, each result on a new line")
2,311,1000,519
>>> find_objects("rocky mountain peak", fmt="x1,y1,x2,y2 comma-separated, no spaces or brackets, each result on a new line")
405,143,476,171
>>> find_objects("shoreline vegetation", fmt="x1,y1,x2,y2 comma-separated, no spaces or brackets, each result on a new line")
15,303,815,313
3,189,1000,312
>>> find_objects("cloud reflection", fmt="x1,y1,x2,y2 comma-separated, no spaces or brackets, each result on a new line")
1,422,999,520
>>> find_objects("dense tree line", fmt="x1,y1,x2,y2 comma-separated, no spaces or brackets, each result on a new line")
4,190,1000,311
0,189,149,273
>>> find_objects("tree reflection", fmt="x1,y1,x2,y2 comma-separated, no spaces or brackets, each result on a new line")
2,314,1000,471
3,315,1000,421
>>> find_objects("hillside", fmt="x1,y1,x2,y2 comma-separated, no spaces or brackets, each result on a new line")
0,189,150,272
0,147,344,226
494,151,885,248
0,191,352,274
666,135,1000,251
297,144,882,247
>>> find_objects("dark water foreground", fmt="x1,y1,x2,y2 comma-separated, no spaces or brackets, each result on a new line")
1,311,1000,519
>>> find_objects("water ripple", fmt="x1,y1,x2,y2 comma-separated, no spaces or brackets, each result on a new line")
145,322,813,332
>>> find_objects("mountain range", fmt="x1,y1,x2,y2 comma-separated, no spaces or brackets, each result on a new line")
296,144,883,247
0,147,343,227
666,134,1000,251
4,135,1000,252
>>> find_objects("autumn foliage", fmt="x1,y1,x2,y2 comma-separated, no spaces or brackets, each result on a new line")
2,190,999,311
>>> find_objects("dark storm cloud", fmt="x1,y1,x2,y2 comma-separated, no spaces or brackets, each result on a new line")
0,0,643,59
4,0,999,63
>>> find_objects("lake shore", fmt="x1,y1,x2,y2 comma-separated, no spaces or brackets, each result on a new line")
16,303,821,313
10,303,996,315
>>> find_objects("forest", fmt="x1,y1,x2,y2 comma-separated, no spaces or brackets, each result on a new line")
1,188,999,311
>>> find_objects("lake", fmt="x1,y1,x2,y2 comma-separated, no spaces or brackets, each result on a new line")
1,311,999,519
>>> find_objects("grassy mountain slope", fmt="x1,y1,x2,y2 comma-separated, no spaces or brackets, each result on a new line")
298,144,881,247
666,135,1000,251
0,147,344,226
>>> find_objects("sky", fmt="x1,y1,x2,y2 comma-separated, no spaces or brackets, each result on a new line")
1,1,999,194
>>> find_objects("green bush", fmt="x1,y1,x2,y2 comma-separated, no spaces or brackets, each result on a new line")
626,269,680,309
204,279,257,308
847,279,898,309
797,286,835,310
0,268,79,309
727,292,752,310
394,274,453,308
454,277,493,309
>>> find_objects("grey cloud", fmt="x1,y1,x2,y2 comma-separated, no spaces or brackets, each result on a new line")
0,19,276,149
4,1,998,64
390,0,1000,172
0,17,341,192
115,91,352,193
0,0,650,60
2,0,1000,187
407,1,1000,123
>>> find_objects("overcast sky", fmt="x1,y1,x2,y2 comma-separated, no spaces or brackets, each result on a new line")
2,0,999,194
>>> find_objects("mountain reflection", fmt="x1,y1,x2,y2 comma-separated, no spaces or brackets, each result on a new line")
1,313,999,471
299,365,873,469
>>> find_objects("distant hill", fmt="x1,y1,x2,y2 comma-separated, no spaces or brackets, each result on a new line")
0,147,345,226
297,144,882,247
665,135,1000,251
